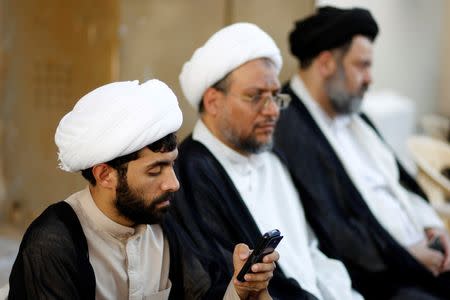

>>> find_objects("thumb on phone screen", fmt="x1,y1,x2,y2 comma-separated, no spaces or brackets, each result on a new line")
233,243,251,272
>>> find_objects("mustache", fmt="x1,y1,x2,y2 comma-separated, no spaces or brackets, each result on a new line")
255,118,278,128
153,192,174,205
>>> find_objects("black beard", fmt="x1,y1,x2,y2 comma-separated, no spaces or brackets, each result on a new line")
115,176,172,225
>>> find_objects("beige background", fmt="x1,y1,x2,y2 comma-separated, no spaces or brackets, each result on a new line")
0,0,314,228
440,0,450,116
0,0,119,226
119,0,315,138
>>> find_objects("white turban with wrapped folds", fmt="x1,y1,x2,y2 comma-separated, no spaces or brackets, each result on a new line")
55,79,183,172
179,22,282,110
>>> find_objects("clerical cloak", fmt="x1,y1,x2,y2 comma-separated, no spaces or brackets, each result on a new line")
273,83,450,300
172,136,318,300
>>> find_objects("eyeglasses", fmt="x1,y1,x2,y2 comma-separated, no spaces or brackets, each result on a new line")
219,90,291,111
214,86,291,111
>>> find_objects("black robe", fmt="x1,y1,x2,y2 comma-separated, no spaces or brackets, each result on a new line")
8,201,231,299
171,135,318,300
273,82,450,300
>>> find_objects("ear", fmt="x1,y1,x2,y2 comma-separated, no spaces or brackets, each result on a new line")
92,164,117,189
202,87,224,116
316,50,337,78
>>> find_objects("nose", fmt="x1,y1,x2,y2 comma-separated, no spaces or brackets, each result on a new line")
162,168,180,193
363,68,373,86
260,96,280,117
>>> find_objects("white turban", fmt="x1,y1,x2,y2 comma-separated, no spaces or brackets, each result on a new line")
179,22,282,110
55,79,183,172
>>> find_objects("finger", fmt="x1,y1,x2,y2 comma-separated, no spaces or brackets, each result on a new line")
442,253,450,271
262,250,280,263
234,279,268,291
234,285,267,295
441,236,450,259
232,244,251,277
251,262,275,273
439,236,450,271
244,271,274,283
432,263,441,277
441,259,450,273
430,250,445,263
234,243,251,261
427,258,440,276
428,252,444,276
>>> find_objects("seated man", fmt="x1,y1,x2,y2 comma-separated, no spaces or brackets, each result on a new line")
8,79,278,299
274,6,450,300
173,22,362,300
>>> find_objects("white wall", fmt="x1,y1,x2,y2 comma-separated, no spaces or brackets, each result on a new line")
317,0,446,119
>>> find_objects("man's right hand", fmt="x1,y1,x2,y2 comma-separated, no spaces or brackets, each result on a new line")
408,239,445,276
232,243,279,300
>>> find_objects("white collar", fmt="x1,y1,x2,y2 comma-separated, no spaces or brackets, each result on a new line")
290,74,353,131
78,187,147,240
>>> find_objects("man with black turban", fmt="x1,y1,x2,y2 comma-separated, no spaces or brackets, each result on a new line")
274,6,450,300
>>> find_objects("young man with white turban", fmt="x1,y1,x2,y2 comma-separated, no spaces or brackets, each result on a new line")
274,6,450,300
8,79,279,299
173,22,363,300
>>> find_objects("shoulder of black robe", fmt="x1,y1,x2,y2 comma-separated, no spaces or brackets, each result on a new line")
8,201,95,300
273,82,450,299
171,135,318,300
163,214,235,300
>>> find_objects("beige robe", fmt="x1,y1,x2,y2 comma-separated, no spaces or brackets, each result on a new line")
66,187,241,300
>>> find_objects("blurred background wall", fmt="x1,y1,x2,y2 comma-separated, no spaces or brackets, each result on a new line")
0,0,314,229
441,0,450,116
0,0,449,230
0,0,119,228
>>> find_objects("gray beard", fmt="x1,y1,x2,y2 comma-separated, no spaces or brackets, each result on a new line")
223,129,273,154
329,93,363,115
237,138,273,154
326,69,365,115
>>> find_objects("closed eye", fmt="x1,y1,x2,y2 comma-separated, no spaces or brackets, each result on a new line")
146,160,175,176
147,166,162,176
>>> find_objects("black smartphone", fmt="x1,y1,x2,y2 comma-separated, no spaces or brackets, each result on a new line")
236,229,283,282
429,236,445,254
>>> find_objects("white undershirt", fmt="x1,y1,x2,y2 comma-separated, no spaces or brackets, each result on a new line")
333,116,423,245
193,119,361,300
290,74,443,246
66,188,171,300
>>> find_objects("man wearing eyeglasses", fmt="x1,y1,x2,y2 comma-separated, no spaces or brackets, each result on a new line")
171,23,363,300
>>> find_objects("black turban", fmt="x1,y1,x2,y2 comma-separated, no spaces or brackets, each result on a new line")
289,6,379,62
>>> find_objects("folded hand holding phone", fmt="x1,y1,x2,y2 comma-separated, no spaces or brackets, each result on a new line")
232,229,283,299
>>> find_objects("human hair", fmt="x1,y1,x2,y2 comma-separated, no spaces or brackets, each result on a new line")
300,40,352,70
198,72,233,113
81,133,177,185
